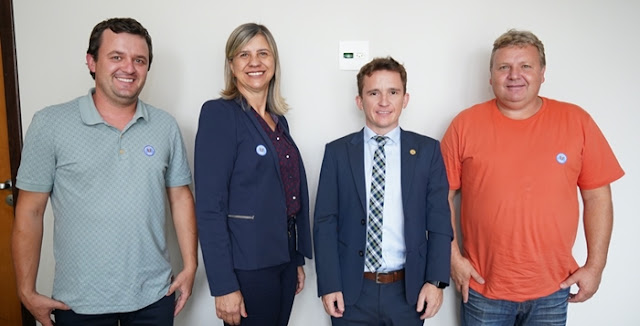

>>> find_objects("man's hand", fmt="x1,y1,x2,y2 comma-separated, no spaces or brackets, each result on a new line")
560,265,603,303
560,185,613,303
447,189,484,303
166,185,198,315
416,282,443,319
321,291,345,318
22,292,70,326
451,253,485,303
295,266,305,294
12,191,65,326
215,290,247,325
167,267,196,316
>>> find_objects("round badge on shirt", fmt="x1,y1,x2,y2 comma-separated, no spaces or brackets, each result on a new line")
256,145,267,156
556,152,567,164
144,145,155,157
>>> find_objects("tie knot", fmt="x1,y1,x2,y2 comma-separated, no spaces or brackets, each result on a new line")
373,135,387,146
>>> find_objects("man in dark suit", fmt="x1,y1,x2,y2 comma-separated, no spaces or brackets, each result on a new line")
314,57,453,325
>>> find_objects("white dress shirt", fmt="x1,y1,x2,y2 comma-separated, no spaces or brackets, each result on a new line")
363,126,405,272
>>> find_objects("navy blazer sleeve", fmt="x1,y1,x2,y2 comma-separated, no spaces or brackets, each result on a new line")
313,143,343,297
424,141,453,284
195,100,240,296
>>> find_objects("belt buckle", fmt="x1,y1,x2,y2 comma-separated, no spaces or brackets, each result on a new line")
375,271,384,284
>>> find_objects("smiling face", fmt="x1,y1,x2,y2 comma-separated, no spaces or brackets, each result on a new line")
229,34,275,97
86,29,149,108
490,44,546,118
356,69,409,135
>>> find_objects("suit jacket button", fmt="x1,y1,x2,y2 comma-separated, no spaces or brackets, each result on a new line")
358,251,364,257
361,219,366,225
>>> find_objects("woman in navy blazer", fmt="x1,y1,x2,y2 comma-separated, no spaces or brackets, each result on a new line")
194,23,312,326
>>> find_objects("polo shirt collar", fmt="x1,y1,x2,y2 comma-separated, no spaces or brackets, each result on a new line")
79,88,149,126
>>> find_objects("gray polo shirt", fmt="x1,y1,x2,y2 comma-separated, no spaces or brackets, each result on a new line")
16,89,192,314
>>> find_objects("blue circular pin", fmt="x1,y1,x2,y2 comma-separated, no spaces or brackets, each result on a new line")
144,145,155,157
556,153,567,164
256,145,267,156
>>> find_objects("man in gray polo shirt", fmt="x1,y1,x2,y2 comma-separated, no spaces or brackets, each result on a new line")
12,18,197,326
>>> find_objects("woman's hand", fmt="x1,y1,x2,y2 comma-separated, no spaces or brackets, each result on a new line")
215,290,247,325
295,266,305,294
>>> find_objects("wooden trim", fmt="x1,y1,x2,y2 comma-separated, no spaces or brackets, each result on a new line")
0,0,22,194
0,0,32,325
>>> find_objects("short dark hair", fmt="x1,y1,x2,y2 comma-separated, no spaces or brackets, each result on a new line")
357,57,407,96
86,18,153,79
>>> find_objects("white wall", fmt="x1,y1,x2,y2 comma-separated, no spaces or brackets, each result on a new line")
13,0,639,325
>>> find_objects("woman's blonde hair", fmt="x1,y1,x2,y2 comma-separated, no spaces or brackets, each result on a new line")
221,23,289,115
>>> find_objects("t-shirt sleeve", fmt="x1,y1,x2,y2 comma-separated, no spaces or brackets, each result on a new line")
577,115,624,189
441,118,462,190
15,110,56,193
165,119,193,188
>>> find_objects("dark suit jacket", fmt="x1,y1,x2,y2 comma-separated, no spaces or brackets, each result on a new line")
314,128,452,305
195,98,312,296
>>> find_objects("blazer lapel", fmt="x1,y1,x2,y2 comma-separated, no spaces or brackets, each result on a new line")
242,104,283,184
400,129,417,211
348,129,367,212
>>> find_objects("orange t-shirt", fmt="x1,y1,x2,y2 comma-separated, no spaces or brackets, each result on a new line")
441,98,624,301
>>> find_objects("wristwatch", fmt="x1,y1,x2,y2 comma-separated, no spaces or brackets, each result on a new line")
426,280,448,289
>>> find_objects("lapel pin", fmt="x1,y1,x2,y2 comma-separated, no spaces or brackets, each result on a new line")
410,149,416,155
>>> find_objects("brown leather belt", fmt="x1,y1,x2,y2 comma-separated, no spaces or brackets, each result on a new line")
363,269,405,284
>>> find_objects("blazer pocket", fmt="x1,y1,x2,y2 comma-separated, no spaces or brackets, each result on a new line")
228,214,255,220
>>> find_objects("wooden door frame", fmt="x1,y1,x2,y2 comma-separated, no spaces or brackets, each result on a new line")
1,0,34,325
1,0,21,197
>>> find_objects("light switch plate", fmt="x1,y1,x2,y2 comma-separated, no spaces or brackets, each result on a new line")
339,41,369,71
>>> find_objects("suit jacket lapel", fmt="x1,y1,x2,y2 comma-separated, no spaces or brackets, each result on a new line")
400,129,416,211
242,104,283,185
348,129,367,212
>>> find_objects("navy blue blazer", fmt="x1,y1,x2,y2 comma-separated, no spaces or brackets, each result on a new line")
195,98,312,296
314,129,452,305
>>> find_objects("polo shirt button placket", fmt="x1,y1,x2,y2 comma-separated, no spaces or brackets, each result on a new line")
118,133,125,159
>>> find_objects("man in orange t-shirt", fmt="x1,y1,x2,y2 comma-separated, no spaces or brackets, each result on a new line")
441,29,624,325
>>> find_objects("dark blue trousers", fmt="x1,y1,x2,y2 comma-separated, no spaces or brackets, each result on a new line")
225,222,298,326
53,293,174,326
331,278,423,326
